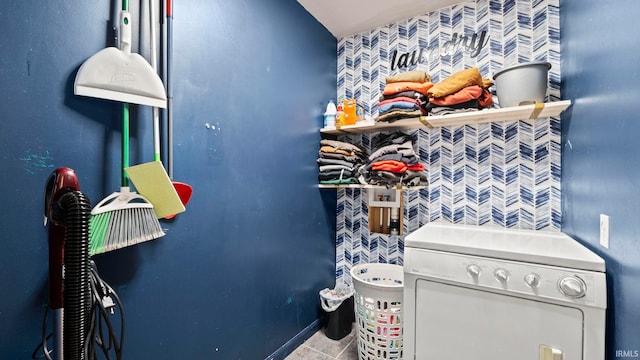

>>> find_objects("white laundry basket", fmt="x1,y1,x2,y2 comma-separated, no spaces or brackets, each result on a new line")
351,263,404,360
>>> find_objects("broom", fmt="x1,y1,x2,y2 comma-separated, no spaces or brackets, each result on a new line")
88,1,165,255
90,103,165,256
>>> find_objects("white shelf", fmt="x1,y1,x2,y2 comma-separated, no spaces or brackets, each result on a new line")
320,100,571,135
318,184,427,190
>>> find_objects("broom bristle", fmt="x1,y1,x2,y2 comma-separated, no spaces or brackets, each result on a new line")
89,207,165,255
89,212,110,256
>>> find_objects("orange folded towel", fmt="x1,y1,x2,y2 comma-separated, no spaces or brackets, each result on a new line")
371,160,408,173
429,85,484,106
428,68,484,98
383,81,434,96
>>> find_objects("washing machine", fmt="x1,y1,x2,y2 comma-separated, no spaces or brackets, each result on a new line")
403,222,606,360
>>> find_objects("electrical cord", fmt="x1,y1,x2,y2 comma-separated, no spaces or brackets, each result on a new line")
31,306,53,360
32,261,125,360
85,261,125,360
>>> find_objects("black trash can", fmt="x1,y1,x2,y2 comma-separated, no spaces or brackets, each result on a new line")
320,286,355,340
324,295,355,340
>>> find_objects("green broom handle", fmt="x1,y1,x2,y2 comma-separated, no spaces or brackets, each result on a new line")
122,103,130,187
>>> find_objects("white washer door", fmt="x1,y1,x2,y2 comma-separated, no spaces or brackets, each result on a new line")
415,279,583,359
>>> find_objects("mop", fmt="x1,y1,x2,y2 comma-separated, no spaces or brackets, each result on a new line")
88,0,165,255
127,0,192,220
122,0,186,220
162,0,193,219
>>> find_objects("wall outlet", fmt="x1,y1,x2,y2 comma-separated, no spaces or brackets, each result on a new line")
600,214,609,248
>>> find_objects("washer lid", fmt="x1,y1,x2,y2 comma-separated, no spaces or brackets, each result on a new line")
405,222,605,272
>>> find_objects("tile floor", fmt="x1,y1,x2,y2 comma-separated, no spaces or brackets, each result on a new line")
285,326,358,360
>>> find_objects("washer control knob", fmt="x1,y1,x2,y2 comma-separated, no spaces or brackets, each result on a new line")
494,268,510,283
466,264,481,279
524,273,541,288
558,276,587,298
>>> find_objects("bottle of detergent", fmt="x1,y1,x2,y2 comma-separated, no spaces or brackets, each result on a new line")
335,103,345,127
323,100,337,128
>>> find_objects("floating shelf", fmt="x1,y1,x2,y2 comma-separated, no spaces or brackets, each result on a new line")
320,100,571,135
318,184,427,190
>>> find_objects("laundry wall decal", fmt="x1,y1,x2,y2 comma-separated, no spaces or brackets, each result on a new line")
390,30,490,71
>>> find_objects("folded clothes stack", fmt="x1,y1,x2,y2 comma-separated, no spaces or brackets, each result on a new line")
426,67,494,116
376,70,433,123
359,131,428,188
318,139,368,185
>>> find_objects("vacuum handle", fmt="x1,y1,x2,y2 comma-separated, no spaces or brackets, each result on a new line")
44,168,80,226
43,168,80,310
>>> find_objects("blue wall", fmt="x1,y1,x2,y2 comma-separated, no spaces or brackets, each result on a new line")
0,0,337,359
560,0,640,357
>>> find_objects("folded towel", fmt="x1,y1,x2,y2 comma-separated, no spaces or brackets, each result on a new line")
320,139,367,155
429,85,483,106
318,164,353,172
318,152,361,163
320,178,358,185
371,131,417,149
383,81,434,96
386,70,432,83
428,67,484,98
380,90,427,102
376,109,423,123
378,96,423,107
426,99,480,113
371,160,408,174
378,101,421,114
318,169,355,181
319,145,357,157
317,158,357,167
369,141,416,161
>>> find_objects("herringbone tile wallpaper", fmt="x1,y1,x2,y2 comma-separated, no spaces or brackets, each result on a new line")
335,0,562,284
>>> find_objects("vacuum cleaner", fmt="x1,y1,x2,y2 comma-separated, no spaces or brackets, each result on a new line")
37,168,124,360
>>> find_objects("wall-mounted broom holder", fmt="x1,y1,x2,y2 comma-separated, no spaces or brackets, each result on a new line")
367,188,403,235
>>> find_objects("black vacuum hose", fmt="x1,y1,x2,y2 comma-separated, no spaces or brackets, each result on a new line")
52,190,92,360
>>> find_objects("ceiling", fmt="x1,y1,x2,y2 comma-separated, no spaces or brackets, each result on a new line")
297,0,465,39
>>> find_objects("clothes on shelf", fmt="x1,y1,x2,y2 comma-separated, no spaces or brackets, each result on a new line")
426,67,494,115
376,70,432,123
359,131,428,188
318,139,367,184
386,70,432,83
